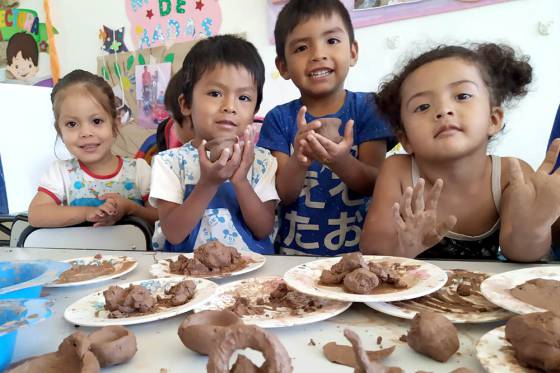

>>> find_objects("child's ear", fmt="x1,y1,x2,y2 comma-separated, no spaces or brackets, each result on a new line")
275,56,290,80
350,41,359,67
488,106,504,136
178,93,192,117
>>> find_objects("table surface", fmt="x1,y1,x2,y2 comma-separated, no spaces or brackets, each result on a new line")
2,247,556,373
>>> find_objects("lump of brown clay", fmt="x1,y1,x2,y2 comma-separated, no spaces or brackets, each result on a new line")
332,252,366,274
323,342,395,368
88,326,137,367
407,311,459,362
103,284,156,318
320,269,346,284
449,368,475,373
343,268,380,294
195,241,241,269
8,332,101,373
207,324,293,373
205,136,238,162
505,311,560,372
178,310,243,355
162,279,196,306
343,329,403,373
316,117,343,143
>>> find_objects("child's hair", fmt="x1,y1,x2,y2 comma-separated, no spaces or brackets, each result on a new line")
7,32,38,66
50,69,119,136
181,34,265,112
274,0,354,62
164,70,186,126
376,43,532,136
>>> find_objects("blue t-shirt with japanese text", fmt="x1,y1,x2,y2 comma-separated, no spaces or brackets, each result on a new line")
258,91,393,256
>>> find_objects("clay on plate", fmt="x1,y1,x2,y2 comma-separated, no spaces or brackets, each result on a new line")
505,311,560,372
206,324,293,373
178,310,243,355
89,325,137,367
407,311,459,362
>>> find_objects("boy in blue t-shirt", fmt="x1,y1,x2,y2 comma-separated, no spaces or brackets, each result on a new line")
258,0,393,256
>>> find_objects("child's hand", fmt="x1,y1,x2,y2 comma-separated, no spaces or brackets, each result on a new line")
506,139,560,226
85,197,119,226
197,139,242,186
393,178,457,254
231,125,256,185
99,193,133,221
293,106,321,167
306,119,354,166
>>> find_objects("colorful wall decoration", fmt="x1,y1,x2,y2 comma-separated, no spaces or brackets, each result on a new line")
0,6,56,85
125,0,222,50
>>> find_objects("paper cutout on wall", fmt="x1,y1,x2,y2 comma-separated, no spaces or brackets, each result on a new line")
100,25,129,54
135,62,171,129
1,7,56,86
125,0,222,49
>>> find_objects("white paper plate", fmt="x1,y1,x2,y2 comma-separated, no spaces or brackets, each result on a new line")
149,251,265,279
46,255,138,287
366,270,511,323
194,276,351,328
476,326,539,373
64,277,217,326
480,266,560,314
283,256,447,303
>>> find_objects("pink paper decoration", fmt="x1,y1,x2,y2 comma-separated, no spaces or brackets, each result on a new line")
125,0,222,49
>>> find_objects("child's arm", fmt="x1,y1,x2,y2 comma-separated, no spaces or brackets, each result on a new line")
28,191,116,227
158,142,242,244
274,106,321,205
360,156,456,257
231,127,276,239
499,141,560,261
306,120,387,196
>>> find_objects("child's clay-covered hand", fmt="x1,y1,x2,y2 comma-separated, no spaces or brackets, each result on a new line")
306,119,354,166
506,138,560,227
197,138,242,186
393,178,457,255
231,125,256,185
98,193,135,224
293,106,321,167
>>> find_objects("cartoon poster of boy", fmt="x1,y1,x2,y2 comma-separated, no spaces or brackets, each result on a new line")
6,32,38,81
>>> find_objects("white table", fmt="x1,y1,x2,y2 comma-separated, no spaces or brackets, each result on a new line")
1,247,553,372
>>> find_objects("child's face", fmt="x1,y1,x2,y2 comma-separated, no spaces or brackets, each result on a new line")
7,51,38,81
399,57,503,160
181,64,257,142
276,13,358,101
57,87,116,168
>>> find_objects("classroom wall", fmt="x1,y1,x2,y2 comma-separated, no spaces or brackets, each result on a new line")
40,0,560,169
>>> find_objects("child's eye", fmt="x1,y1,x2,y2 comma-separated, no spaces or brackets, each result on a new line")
414,103,430,113
294,45,307,53
208,90,222,97
456,93,472,101
93,118,104,125
239,95,252,102
327,38,340,45
65,121,78,128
